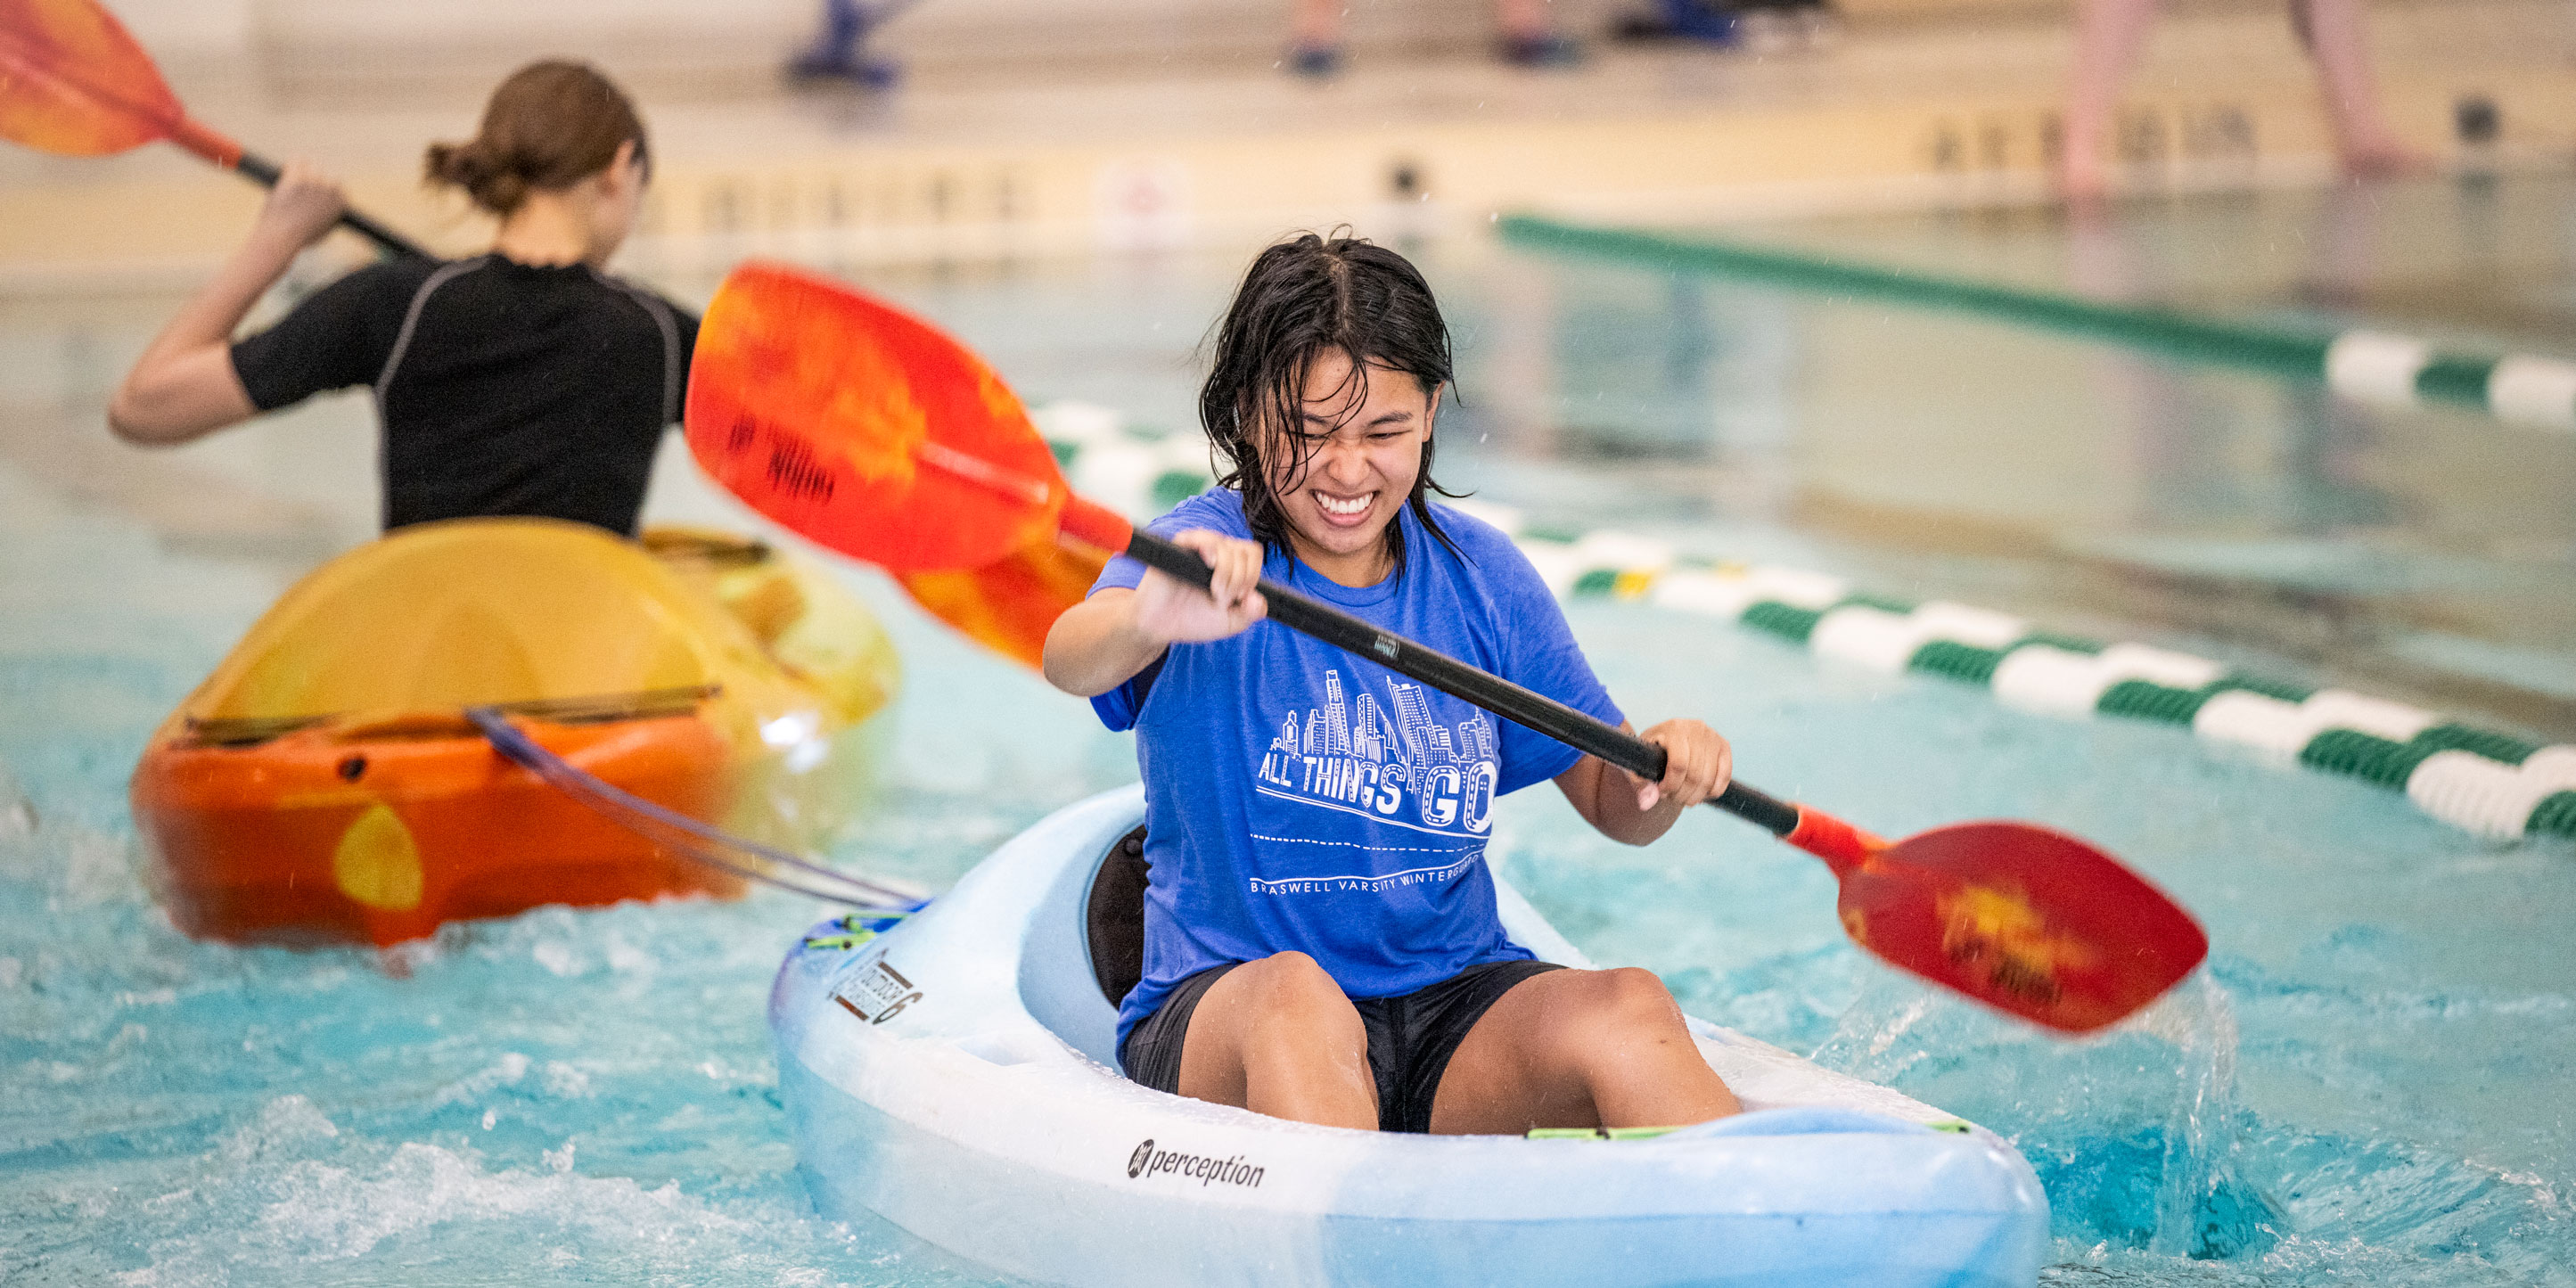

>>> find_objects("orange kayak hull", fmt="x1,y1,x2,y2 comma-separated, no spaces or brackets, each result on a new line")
130,519,898,948
135,714,744,948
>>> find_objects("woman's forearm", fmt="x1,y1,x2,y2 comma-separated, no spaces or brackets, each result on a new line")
162,226,306,354
1555,718,1727,847
111,159,351,444
1560,753,1686,846
106,228,302,444
1041,589,1169,697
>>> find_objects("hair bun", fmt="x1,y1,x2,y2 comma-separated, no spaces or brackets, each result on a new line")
419,61,646,217
423,138,533,216
422,139,485,187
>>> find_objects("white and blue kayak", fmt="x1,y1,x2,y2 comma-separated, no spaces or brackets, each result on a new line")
770,785,2049,1286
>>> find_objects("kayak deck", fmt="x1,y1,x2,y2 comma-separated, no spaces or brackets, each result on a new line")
772,785,2049,1286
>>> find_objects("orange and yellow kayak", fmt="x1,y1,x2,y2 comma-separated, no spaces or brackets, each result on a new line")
131,519,898,948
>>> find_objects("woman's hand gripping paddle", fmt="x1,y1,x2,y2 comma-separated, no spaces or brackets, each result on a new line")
685,261,2211,1035
0,0,427,258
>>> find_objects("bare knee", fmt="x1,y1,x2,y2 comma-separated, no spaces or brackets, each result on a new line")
1231,952,1363,1047
1608,966,1684,1013
1235,950,1340,1004
1559,967,1691,1050
1579,966,1681,1015
1547,968,1738,1126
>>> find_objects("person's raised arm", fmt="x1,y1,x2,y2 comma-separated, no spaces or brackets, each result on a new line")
108,161,349,446
1042,529,1267,697
1555,718,1732,847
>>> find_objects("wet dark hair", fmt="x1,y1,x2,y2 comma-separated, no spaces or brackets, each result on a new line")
1200,231,1464,573
423,60,648,217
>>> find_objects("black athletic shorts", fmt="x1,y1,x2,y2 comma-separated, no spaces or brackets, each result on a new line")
1118,958,1565,1134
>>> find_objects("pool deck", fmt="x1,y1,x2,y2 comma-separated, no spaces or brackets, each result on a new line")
3,0,2571,282
1,0,2569,744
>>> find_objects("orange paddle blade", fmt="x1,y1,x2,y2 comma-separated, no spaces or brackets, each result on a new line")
685,262,1069,574
0,0,189,156
896,537,1107,669
1817,818,2207,1034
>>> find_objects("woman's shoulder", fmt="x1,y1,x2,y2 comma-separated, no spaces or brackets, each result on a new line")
583,267,699,324
304,255,455,307
1422,502,1558,604
1423,501,1541,572
1148,487,1251,537
262,256,468,337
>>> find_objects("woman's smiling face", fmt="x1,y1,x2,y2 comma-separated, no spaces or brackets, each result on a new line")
1261,349,1438,586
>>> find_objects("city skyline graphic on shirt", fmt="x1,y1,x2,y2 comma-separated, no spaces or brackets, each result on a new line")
1256,666,1499,841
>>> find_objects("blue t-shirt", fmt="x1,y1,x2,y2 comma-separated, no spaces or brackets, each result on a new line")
1090,489,1623,1052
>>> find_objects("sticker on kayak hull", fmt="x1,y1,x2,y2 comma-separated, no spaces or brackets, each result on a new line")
833,956,923,1026
1125,1138,1265,1188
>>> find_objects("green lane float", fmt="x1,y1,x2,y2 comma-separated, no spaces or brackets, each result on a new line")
1495,215,2576,433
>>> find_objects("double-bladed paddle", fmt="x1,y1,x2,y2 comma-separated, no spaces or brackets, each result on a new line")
0,0,1111,662
0,0,427,258
684,260,2210,1036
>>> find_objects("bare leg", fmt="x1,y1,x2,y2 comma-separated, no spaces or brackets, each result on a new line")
1292,0,1343,48
2293,0,2429,176
1177,952,1378,1130
2059,0,2162,203
1493,0,1555,41
1428,967,1740,1136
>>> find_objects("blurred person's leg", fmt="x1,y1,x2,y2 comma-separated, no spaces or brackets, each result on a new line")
1497,0,1583,64
2059,0,2161,203
1285,0,1579,74
788,0,901,86
1288,0,1347,77
2291,0,2429,177
1495,0,1556,40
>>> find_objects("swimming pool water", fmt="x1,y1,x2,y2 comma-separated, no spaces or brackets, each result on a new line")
5,196,2575,1284
5,444,2571,1286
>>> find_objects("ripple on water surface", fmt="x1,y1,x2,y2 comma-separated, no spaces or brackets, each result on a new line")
4,465,2573,1285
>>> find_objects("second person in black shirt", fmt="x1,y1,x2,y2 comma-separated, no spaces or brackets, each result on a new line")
109,60,696,537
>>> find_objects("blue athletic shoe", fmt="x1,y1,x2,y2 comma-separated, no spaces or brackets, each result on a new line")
1287,44,1345,78
785,0,907,89
1610,1,1739,44
1499,32,1584,67
786,51,901,88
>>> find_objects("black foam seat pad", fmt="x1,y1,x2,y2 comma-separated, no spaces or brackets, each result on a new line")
1087,826,1150,1006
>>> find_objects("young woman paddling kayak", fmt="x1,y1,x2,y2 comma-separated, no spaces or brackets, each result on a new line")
108,60,693,537
1042,233,1743,1135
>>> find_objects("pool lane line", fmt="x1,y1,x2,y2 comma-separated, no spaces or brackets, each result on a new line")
1494,215,2576,435
1029,401,2576,844
1518,539,2576,844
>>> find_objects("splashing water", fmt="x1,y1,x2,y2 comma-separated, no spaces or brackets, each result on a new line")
5,408,2575,1286
1810,967,2268,1260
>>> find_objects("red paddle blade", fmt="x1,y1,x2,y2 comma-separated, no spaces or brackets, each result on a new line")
1835,821,2207,1034
0,0,182,156
685,262,1069,573
896,537,1108,669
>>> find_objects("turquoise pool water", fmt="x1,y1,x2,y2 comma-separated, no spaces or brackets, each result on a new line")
4,186,2573,1284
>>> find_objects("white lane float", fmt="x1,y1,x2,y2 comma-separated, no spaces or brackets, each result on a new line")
771,785,2050,1286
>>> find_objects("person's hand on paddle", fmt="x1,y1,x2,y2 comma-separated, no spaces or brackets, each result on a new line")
702,262,2217,1034
1041,529,1267,697
250,160,347,251
1556,718,1731,847
107,157,350,445
1622,719,1731,812
1132,529,1267,644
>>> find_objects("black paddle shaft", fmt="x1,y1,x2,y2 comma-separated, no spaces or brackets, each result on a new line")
1122,529,1803,837
234,151,432,260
